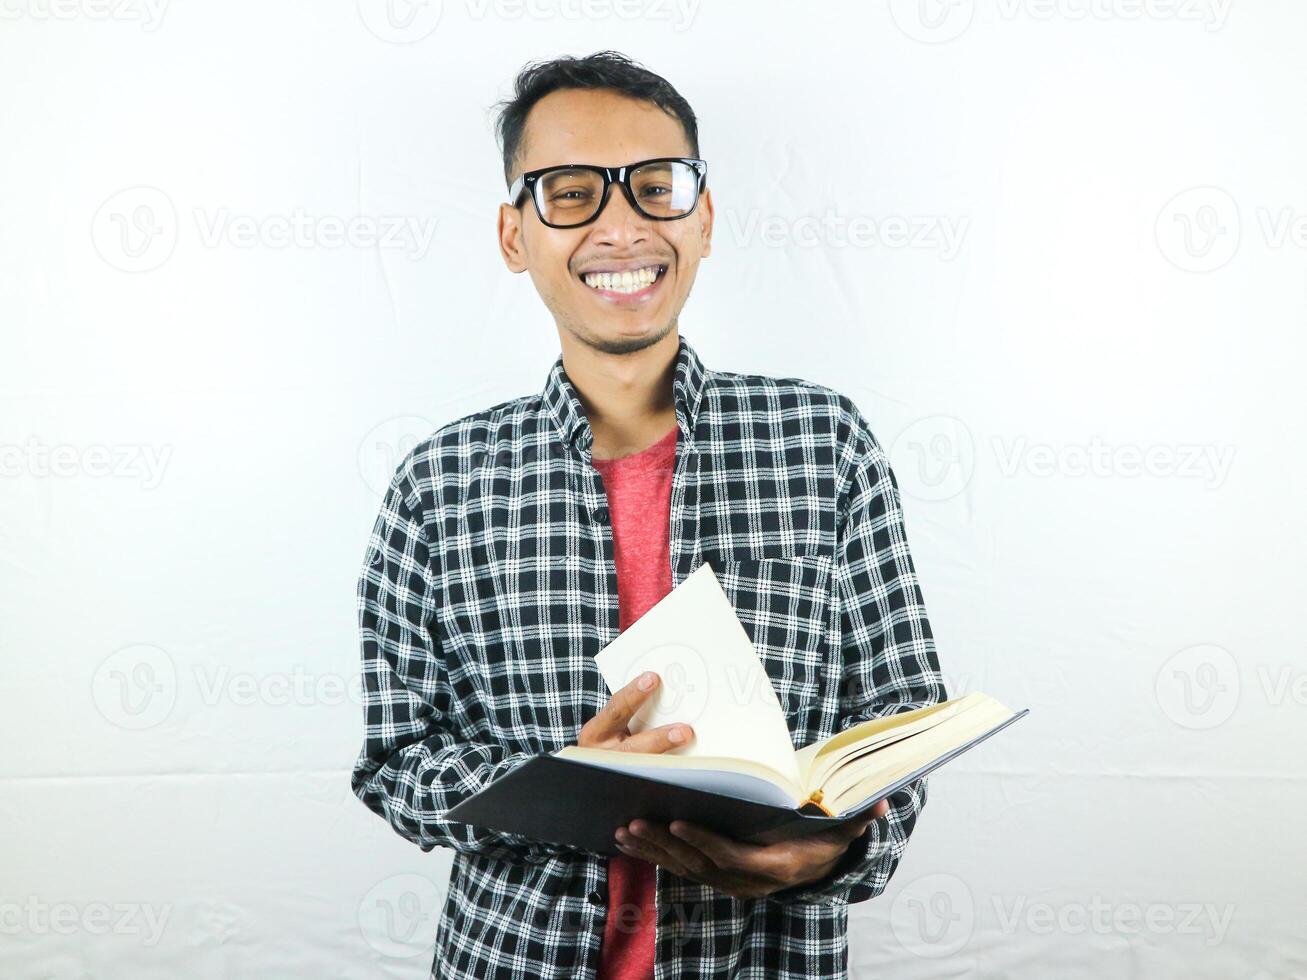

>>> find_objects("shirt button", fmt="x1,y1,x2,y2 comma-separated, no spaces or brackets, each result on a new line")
587,889,606,906
593,506,610,525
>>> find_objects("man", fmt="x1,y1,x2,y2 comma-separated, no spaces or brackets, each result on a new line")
351,50,947,980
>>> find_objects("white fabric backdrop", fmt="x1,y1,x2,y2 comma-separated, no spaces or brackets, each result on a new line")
2,2,1303,977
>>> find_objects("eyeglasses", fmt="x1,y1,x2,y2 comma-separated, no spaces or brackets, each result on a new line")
508,157,708,229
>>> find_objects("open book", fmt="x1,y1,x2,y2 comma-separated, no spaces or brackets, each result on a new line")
445,562,1027,853
555,690,1021,818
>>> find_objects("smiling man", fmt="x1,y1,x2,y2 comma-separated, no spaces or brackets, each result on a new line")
350,50,947,980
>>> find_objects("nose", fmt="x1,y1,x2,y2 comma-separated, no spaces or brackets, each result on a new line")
588,178,649,245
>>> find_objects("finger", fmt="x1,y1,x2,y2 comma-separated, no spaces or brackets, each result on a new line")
617,829,767,899
668,820,767,874
627,820,718,877
615,826,690,876
583,672,660,742
619,721,694,754
812,819,873,846
872,798,889,819
842,818,874,841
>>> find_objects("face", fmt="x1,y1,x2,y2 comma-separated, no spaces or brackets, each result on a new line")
498,88,714,356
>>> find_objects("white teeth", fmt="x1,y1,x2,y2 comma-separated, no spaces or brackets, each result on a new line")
582,265,661,293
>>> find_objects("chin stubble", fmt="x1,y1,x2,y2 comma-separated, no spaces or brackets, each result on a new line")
582,317,677,356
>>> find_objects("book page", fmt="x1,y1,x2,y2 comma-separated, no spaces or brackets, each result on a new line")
800,694,989,792
555,745,803,807
593,561,802,788
821,698,1016,813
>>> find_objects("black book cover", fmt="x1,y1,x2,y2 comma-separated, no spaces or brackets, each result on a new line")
444,707,1028,855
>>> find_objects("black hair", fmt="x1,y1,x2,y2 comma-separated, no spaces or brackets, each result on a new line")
491,50,700,188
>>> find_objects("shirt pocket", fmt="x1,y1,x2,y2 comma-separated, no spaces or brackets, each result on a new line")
710,552,837,747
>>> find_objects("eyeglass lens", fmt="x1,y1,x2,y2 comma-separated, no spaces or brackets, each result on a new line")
535,160,700,226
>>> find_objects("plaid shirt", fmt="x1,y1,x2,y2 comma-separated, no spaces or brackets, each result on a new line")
351,334,947,979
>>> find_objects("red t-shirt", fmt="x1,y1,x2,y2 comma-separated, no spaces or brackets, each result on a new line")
590,422,678,980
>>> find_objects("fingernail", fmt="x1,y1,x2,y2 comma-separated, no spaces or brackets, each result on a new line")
638,671,656,691
668,726,685,744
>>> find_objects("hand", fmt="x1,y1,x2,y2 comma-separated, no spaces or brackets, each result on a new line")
577,670,695,753
612,798,890,899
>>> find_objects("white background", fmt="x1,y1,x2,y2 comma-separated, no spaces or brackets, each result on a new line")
2,1,1304,977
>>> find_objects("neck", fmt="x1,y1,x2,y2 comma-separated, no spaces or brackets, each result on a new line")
559,328,680,460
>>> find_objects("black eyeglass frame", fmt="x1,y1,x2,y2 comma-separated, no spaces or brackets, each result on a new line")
507,156,708,229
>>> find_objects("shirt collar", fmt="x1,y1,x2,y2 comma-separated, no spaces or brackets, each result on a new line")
541,333,708,454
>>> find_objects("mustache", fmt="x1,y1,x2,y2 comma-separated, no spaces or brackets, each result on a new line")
572,257,673,273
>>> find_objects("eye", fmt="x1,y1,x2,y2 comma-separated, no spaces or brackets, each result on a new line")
549,188,595,203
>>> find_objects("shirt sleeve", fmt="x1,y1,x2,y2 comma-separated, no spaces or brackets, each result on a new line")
770,399,948,905
349,458,580,865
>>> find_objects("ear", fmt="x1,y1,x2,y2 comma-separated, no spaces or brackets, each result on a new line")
498,202,528,273
698,188,714,258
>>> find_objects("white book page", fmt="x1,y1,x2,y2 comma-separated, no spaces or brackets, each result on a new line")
594,561,802,788
564,756,800,809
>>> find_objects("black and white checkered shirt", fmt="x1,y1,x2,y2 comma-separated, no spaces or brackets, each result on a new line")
351,334,947,979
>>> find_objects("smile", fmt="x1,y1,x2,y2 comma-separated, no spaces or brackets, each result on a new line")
579,264,667,298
